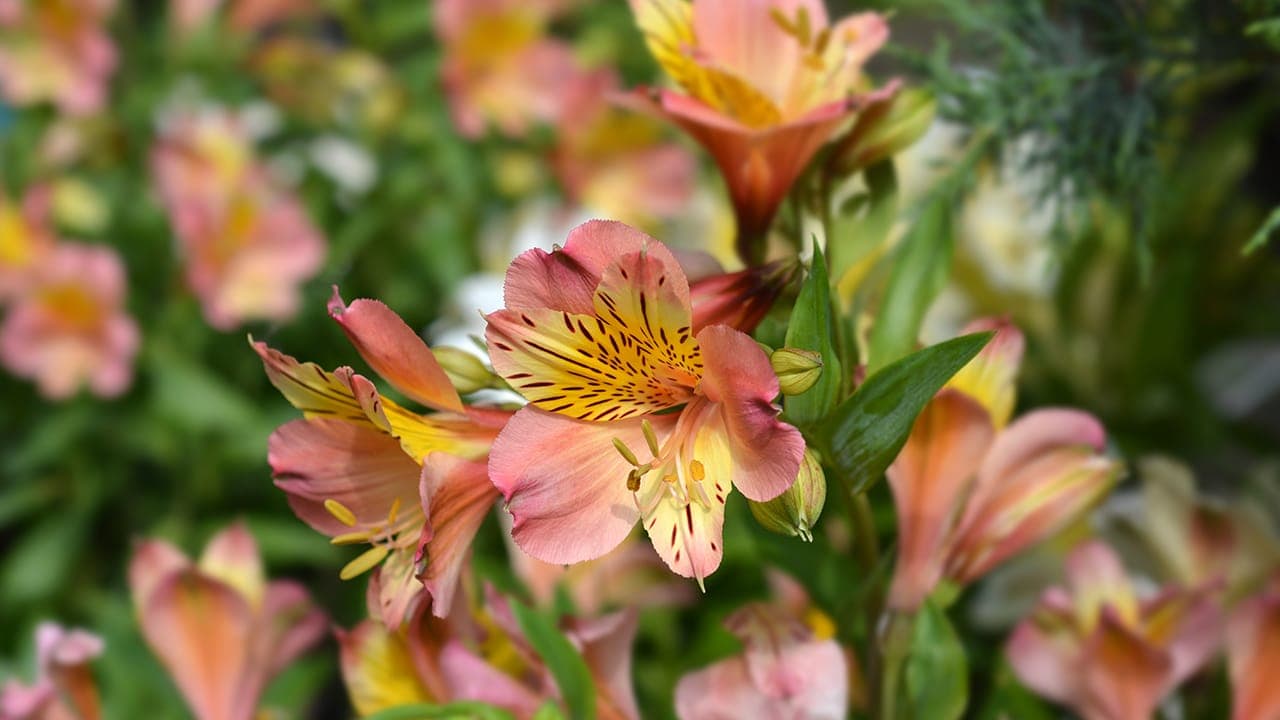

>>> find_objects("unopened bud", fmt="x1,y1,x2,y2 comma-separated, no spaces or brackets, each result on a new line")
748,449,826,541
432,346,495,394
771,347,823,396
829,87,936,176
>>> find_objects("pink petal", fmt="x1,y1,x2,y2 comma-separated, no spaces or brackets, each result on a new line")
440,641,545,717
490,408,658,565
885,391,993,610
1064,542,1139,628
329,289,464,413
1005,609,1081,706
692,0,826,106
675,656,765,720
1149,588,1222,691
566,610,641,720
946,317,1024,428
269,418,422,537
1078,609,1172,720
197,522,266,607
970,408,1107,512
724,604,847,714
371,548,425,629
128,539,191,608
1228,584,1280,720
416,453,499,617
259,580,328,677
696,325,803,502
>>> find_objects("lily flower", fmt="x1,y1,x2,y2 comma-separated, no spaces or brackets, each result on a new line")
257,289,510,623
0,0,116,116
1228,572,1280,720
486,220,804,585
886,318,1119,611
152,108,325,330
1006,541,1222,720
435,0,578,139
0,187,55,301
127,522,327,720
0,242,139,399
0,623,103,720
675,603,848,720
625,0,891,261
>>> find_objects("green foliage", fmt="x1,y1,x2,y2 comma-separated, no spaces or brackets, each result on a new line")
905,600,969,720
783,243,843,427
363,703,518,720
509,601,598,720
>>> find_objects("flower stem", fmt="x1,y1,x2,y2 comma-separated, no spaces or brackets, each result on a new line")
877,610,916,720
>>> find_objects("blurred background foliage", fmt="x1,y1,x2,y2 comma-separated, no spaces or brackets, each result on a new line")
1,0,1278,718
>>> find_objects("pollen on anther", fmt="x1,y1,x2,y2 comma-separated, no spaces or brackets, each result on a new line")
324,498,358,527
689,459,705,482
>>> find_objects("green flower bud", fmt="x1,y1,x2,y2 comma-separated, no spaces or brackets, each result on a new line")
432,346,496,394
748,449,826,541
829,88,936,177
771,347,823,396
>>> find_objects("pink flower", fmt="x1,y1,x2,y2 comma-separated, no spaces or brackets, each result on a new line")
675,603,848,720
152,109,325,330
127,522,327,720
0,242,139,399
625,0,891,260
688,259,801,334
0,623,103,720
0,187,56,301
0,0,117,115
258,289,510,624
1228,573,1280,720
551,68,696,228
170,0,316,34
435,0,579,138
1006,541,1222,720
486,220,805,585
886,319,1119,611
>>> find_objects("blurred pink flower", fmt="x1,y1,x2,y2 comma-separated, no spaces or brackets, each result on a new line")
625,0,892,259
486,220,804,585
128,522,327,720
435,0,579,138
675,603,848,720
258,289,510,624
169,0,316,35
1007,541,1222,720
886,319,1119,611
0,0,117,116
152,110,325,330
0,187,56,301
1228,573,1280,720
0,242,139,399
0,623,103,720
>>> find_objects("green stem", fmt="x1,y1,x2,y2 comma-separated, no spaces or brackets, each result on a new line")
877,610,916,720
850,490,879,572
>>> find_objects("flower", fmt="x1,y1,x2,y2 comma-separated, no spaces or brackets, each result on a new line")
625,0,891,260
1006,541,1222,720
687,259,800,334
486,220,805,585
257,289,510,623
0,0,116,116
0,242,139,399
152,108,325,330
0,187,55,301
675,603,848,720
170,0,316,35
0,623,103,720
128,522,327,720
435,0,579,138
1228,573,1280,720
338,588,641,720
886,318,1119,610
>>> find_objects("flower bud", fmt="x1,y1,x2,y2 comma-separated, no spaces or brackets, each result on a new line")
432,346,496,394
771,347,823,396
828,87,936,177
749,449,826,541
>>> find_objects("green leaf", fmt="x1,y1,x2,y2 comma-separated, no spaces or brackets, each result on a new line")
1243,204,1280,256
362,702,518,720
816,332,991,495
509,600,597,720
783,243,843,427
906,599,969,720
829,160,899,283
867,197,954,374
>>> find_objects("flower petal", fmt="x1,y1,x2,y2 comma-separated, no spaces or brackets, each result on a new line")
567,610,642,720
724,604,848,714
885,391,993,610
490,408,661,565
1078,609,1172,720
260,580,328,677
696,325,803,502
128,539,191,609
945,317,1024,429
1005,607,1080,705
416,453,499,617
1228,583,1280,720
328,289,464,414
197,521,266,609
337,620,434,716
439,641,546,717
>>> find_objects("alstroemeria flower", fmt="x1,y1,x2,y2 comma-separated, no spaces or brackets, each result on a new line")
0,0,116,116
626,0,891,259
128,523,327,720
1228,573,1280,720
152,108,325,330
339,588,641,720
486,220,804,584
675,603,848,720
0,187,55,301
1007,541,1222,720
0,242,139,399
258,290,510,623
0,623,103,720
886,318,1119,610
435,0,578,139
170,0,315,35
687,258,800,334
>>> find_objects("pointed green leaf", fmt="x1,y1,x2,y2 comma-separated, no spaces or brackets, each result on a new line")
867,197,954,374
509,600,597,720
816,332,991,495
784,243,843,427
906,598,969,720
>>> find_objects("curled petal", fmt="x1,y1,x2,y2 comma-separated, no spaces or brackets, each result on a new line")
416,453,499,617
